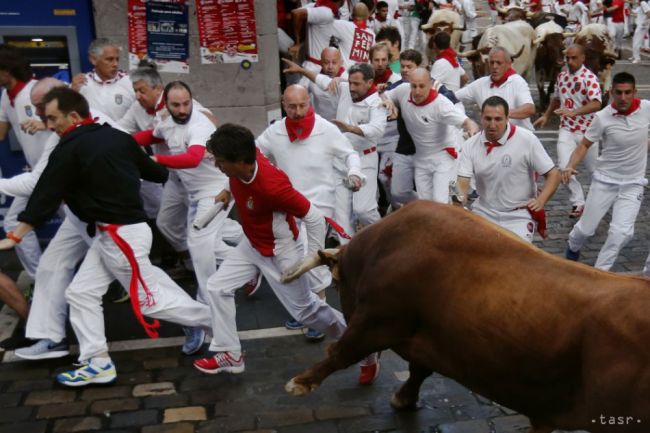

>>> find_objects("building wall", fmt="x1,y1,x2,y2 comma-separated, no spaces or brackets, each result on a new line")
92,0,281,135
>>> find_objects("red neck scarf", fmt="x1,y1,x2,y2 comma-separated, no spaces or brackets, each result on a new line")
408,88,438,106
353,84,377,102
286,107,316,142
485,123,517,154
61,116,97,138
354,19,367,30
7,80,28,107
437,48,459,68
490,67,517,88
90,70,124,85
374,68,393,85
336,67,346,77
612,98,641,116
376,13,387,22
315,0,340,17
146,97,166,116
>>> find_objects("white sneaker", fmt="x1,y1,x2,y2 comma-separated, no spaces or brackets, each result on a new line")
56,359,117,387
15,339,69,360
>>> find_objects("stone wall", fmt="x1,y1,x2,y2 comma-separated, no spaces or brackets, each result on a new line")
92,0,281,135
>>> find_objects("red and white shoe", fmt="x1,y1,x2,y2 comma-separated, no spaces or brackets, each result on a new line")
358,358,380,385
243,273,262,297
193,352,245,374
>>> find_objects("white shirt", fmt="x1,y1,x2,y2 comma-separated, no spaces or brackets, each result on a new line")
431,58,465,92
0,109,118,198
305,6,375,66
385,82,468,164
636,0,650,26
256,114,362,217
456,73,535,130
153,109,227,200
0,80,52,167
555,65,601,134
79,71,136,122
315,74,388,152
568,1,590,27
458,124,555,212
584,100,650,183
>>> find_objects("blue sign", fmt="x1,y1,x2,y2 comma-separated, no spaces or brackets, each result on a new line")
146,1,188,62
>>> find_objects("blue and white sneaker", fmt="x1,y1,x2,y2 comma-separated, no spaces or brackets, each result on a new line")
565,246,580,262
182,327,205,355
15,338,69,360
304,328,325,341
285,319,305,330
56,359,117,387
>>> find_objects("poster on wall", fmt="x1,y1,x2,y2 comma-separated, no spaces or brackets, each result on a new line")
195,0,259,64
127,0,189,73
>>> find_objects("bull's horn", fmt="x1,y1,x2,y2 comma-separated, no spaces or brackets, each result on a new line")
458,49,478,58
511,44,525,59
563,32,576,38
533,36,544,45
496,6,508,14
452,26,466,31
604,50,617,58
526,11,535,18
280,248,340,283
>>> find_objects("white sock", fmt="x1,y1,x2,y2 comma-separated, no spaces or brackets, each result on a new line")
91,356,112,368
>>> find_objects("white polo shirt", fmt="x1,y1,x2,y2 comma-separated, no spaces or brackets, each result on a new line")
153,109,227,200
584,100,650,183
0,80,52,168
384,82,468,163
431,58,465,92
305,6,375,67
456,73,535,130
79,70,136,122
458,124,555,212
256,114,362,217
555,65,601,134
315,74,387,153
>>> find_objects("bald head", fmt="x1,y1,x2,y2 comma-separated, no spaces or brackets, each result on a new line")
31,77,67,120
566,44,585,73
409,68,433,104
282,85,311,120
353,2,369,20
321,47,343,77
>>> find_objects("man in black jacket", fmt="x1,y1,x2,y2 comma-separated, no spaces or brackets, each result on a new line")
0,87,212,387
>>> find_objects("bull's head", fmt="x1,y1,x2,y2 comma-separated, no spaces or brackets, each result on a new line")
281,248,342,284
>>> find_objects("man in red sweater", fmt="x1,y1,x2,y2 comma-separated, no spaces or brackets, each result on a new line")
193,123,380,385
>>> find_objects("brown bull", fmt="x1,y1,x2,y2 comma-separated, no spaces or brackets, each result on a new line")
573,23,617,99
282,201,650,433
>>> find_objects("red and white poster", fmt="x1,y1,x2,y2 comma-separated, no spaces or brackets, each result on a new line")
128,0,148,69
195,0,259,64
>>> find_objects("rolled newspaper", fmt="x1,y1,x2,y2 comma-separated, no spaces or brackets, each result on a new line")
192,202,224,230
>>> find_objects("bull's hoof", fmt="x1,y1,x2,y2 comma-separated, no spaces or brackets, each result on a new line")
285,377,317,396
390,393,417,411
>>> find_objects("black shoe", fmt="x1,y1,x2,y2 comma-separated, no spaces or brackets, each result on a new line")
0,334,33,350
565,246,580,261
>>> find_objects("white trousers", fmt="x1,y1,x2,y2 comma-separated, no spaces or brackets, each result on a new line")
156,173,189,253
557,128,598,207
632,23,650,61
187,196,242,303
140,180,163,220
206,238,346,353
568,178,644,271
334,151,380,241
25,209,92,341
4,195,42,278
473,206,535,243
608,20,625,50
401,16,421,50
414,151,457,203
66,222,212,362
391,153,417,207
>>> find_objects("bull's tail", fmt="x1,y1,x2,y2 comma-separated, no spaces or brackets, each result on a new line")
281,248,341,284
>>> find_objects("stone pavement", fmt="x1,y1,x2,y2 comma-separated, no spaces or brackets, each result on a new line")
0,336,533,433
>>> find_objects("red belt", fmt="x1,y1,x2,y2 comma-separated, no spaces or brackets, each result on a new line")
98,224,160,338
362,146,377,155
307,56,322,66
